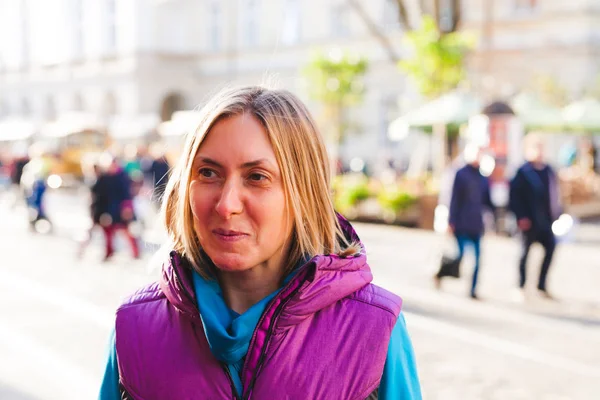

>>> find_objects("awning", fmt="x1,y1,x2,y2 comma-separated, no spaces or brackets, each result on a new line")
40,112,105,138
388,91,481,140
509,92,563,129
108,114,160,139
562,98,600,132
158,110,202,137
0,118,38,142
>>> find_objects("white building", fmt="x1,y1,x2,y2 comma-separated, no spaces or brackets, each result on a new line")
0,0,408,166
1,0,599,166
463,0,600,99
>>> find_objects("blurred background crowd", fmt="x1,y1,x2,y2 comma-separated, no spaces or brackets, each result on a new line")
0,1,599,399
1,0,599,238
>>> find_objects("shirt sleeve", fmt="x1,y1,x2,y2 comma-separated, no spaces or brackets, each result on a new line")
379,313,422,400
448,171,462,228
98,328,120,400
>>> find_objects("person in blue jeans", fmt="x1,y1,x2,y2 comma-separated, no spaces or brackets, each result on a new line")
436,144,495,299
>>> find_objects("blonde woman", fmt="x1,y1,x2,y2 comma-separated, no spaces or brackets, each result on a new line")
99,86,421,400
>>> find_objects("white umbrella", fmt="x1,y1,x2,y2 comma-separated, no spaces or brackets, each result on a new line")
0,118,38,142
40,112,105,137
510,92,563,129
158,111,202,137
109,114,160,139
388,91,481,140
562,98,600,131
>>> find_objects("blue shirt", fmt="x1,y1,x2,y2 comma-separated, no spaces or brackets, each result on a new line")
99,273,421,399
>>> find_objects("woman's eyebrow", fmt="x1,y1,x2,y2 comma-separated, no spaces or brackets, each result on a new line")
195,156,222,168
195,156,276,169
240,158,274,168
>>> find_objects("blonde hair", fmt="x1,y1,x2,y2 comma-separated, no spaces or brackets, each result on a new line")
162,86,359,277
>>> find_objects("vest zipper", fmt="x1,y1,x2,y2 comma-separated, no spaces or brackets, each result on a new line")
241,282,304,400
221,362,241,400
169,252,196,307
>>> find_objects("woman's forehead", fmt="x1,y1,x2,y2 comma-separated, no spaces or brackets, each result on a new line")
194,114,279,168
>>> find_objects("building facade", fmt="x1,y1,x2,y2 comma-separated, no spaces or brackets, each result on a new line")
0,0,599,165
463,0,600,99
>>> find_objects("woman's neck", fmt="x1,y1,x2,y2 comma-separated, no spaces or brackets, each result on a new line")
217,264,284,314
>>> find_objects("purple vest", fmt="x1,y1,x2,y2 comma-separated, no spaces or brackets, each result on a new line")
116,243,402,399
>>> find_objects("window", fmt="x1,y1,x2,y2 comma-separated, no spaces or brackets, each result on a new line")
282,0,301,45
45,97,56,120
104,92,117,117
438,0,455,33
241,0,260,47
20,0,30,66
73,93,84,111
379,95,398,146
330,3,350,37
382,0,401,31
106,0,117,52
514,0,537,12
72,0,84,59
208,2,221,51
21,98,31,116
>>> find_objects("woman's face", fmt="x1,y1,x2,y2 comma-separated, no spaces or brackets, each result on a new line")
189,113,292,273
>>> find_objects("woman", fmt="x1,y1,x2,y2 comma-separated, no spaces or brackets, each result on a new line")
99,86,421,399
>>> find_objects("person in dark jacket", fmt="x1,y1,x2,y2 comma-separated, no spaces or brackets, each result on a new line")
146,144,171,208
509,134,561,299
102,158,140,261
78,164,111,258
436,144,495,299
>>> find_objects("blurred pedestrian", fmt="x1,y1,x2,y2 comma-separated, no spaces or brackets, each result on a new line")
8,153,30,208
122,144,144,197
21,156,52,233
509,134,561,299
435,144,495,300
102,157,140,261
99,86,421,400
78,163,111,258
146,142,171,208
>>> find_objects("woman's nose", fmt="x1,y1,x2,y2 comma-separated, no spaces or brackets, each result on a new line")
215,181,243,218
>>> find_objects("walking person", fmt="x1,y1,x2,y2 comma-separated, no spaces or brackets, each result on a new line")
22,158,51,233
146,143,171,208
435,144,495,299
102,157,140,261
78,164,111,258
509,134,561,299
99,86,421,399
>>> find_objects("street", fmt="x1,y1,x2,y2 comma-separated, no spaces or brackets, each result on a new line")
0,189,599,400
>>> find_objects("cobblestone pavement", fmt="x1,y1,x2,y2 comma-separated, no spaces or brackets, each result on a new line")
0,190,598,399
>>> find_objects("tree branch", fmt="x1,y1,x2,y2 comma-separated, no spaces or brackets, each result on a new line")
346,0,401,63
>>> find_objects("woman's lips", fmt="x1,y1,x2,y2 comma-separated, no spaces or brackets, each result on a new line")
212,229,249,242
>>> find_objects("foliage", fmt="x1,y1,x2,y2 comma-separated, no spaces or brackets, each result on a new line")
583,73,600,100
303,49,368,107
377,187,418,214
398,15,475,99
333,174,371,214
532,74,570,108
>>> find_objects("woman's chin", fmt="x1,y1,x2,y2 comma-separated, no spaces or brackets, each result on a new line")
210,255,253,273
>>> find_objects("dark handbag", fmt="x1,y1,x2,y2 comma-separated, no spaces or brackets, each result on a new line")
436,254,461,278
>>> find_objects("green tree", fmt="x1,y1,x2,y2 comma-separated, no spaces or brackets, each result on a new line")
398,15,474,99
303,49,368,173
531,74,570,107
585,73,600,100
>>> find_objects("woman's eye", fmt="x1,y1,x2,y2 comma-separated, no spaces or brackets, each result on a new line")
199,168,216,178
249,173,267,182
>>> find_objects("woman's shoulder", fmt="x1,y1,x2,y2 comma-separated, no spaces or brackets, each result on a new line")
118,281,165,311
348,283,403,318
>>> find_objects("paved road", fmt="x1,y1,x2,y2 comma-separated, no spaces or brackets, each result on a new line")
0,190,599,399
